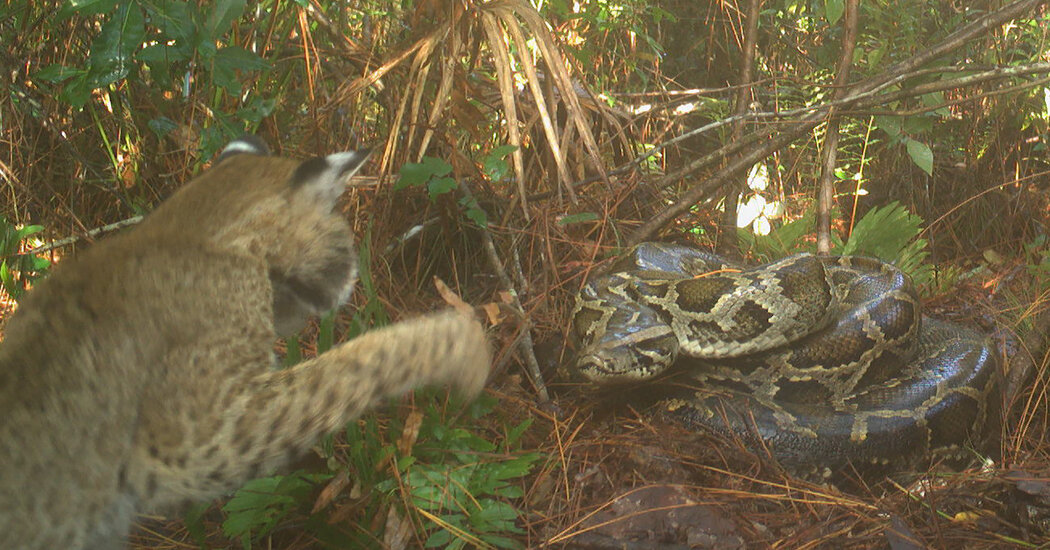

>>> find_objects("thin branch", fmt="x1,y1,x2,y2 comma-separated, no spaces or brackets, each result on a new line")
28,215,144,255
458,180,549,401
816,0,860,254
718,0,763,256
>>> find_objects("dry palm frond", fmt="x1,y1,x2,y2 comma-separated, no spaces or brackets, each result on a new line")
328,0,613,217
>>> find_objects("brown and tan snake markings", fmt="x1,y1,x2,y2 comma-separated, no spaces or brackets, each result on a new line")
571,242,1000,480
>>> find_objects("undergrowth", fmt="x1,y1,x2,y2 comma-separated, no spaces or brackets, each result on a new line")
737,200,960,295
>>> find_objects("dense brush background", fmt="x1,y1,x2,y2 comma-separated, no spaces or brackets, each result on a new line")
1,0,1050,548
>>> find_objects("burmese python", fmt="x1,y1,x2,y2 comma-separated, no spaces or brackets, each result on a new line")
571,242,1001,478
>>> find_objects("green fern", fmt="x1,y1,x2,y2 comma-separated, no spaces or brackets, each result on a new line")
737,201,956,294
832,201,955,292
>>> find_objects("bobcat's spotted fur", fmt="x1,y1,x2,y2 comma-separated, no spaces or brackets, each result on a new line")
0,138,491,549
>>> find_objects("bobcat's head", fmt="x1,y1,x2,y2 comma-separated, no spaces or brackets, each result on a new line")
141,136,372,335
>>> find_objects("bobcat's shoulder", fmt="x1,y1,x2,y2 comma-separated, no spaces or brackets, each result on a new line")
0,138,491,549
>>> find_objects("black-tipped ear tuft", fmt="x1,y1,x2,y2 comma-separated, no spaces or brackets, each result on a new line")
215,135,271,164
290,157,330,188
288,149,373,209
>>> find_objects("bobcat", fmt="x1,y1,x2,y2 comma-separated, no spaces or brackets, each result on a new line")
0,137,492,549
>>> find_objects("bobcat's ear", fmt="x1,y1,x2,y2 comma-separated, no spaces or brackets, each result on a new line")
215,135,271,164
289,149,372,208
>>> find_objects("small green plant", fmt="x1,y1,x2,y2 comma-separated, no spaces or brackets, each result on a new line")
0,217,50,300
367,395,539,550
875,114,937,176
394,146,519,229
221,472,332,548
737,201,955,294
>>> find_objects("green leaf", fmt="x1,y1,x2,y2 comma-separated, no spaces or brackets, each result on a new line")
736,207,816,260
426,529,453,548
59,0,119,19
0,261,17,298
427,177,458,200
182,503,210,544
222,472,327,542
145,0,197,47
204,0,247,40
135,45,174,85
905,138,934,175
396,157,453,189
921,91,951,117
15,225,44,240
481,145,517,181
147,117,179,138
458,196,488,228
282,335,301,368
210,46,271,94
902,115,933,135
874,115,902,138
28,257,51,271
236,96,277,125
824,0,844,25
35,65,82,84
86,1,146,88
59,76,94,108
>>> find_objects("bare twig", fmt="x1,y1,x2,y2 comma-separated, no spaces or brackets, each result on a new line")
718,0,763,256
459,180,549,401
816,0,860,254
28,215,144,255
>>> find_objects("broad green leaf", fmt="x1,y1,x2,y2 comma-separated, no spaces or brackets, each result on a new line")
0,261,15,297
482,145,517,181
461,197,489,228
282,335,301,367
467,208,488,227
86,1,146,88
395,157,453,189
874,115,902,138
147,117,179,138
59,76,94,108
35,65,82,83
145,0,196,47
237,97,277,124
921,91,951,117
58,0,119,18
204,0,247,40
905,138,934,175
15,225,44,240
902,115,933,135
427,177,459,199
211,46,271,94
824,0,844,25
135,45,175,86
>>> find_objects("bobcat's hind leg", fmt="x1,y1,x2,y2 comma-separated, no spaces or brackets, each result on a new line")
131,310,491,512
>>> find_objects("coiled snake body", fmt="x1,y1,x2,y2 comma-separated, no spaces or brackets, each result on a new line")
571,243,1000,478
